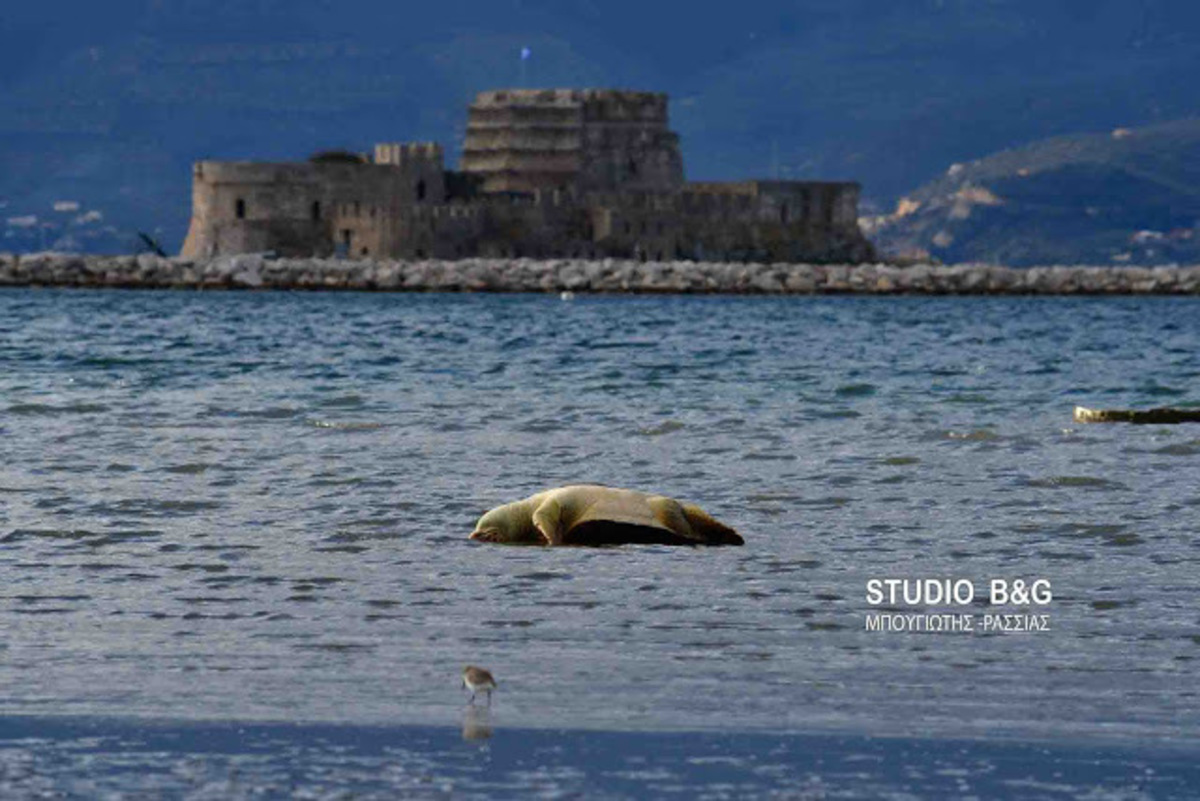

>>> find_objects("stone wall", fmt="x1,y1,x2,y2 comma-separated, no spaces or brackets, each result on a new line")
573,182,870,263
4,252,1198,295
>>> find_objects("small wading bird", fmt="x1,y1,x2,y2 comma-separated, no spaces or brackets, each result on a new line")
462,665,497,705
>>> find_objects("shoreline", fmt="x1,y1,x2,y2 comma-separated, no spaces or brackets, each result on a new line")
2,713,1196,797
3,252,1200,294
2,709,1195,752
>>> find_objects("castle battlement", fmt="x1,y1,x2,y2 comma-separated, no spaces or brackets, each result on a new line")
181,89,874,264
374,142,444,167
193,161,342,184
469,88,665,111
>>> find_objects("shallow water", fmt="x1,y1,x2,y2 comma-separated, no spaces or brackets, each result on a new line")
2,716,1196,800
1,290,1198,754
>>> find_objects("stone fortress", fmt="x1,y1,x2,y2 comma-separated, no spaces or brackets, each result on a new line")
181,89,874,263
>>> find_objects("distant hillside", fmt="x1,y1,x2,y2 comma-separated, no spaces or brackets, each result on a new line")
868,119,1200,265
2,1,1199,254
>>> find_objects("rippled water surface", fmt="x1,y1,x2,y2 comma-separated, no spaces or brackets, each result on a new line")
1,289,1198,756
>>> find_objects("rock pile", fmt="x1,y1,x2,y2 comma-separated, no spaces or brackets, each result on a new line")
2,253,1199,294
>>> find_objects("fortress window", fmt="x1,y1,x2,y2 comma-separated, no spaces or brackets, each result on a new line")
361,247,369,256
416,179,427,202
628,158,638,177
235,198,246,219
781,203,789,224
311,201,321,221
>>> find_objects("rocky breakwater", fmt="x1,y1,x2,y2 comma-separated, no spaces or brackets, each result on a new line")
2,253,1199,294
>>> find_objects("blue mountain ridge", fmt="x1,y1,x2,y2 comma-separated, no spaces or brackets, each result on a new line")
2,0,1197,258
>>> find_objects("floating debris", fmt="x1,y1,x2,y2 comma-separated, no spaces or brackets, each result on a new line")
1074,406,1200,424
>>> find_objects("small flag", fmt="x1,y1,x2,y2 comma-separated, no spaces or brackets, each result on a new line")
520,47,532,61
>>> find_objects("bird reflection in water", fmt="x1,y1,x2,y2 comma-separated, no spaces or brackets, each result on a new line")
462,704,494,741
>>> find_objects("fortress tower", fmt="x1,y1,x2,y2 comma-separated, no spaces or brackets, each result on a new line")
459,89,684,195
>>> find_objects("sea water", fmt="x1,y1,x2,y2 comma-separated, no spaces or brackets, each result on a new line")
1,289,1197,796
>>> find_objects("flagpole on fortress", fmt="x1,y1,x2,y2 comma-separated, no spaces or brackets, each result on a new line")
519,46,531,87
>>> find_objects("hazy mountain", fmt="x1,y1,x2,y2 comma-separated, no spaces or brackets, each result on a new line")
2,0,1198,256
867,118,1200,265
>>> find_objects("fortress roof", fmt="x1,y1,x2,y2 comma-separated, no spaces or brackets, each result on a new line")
470,89,666,108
